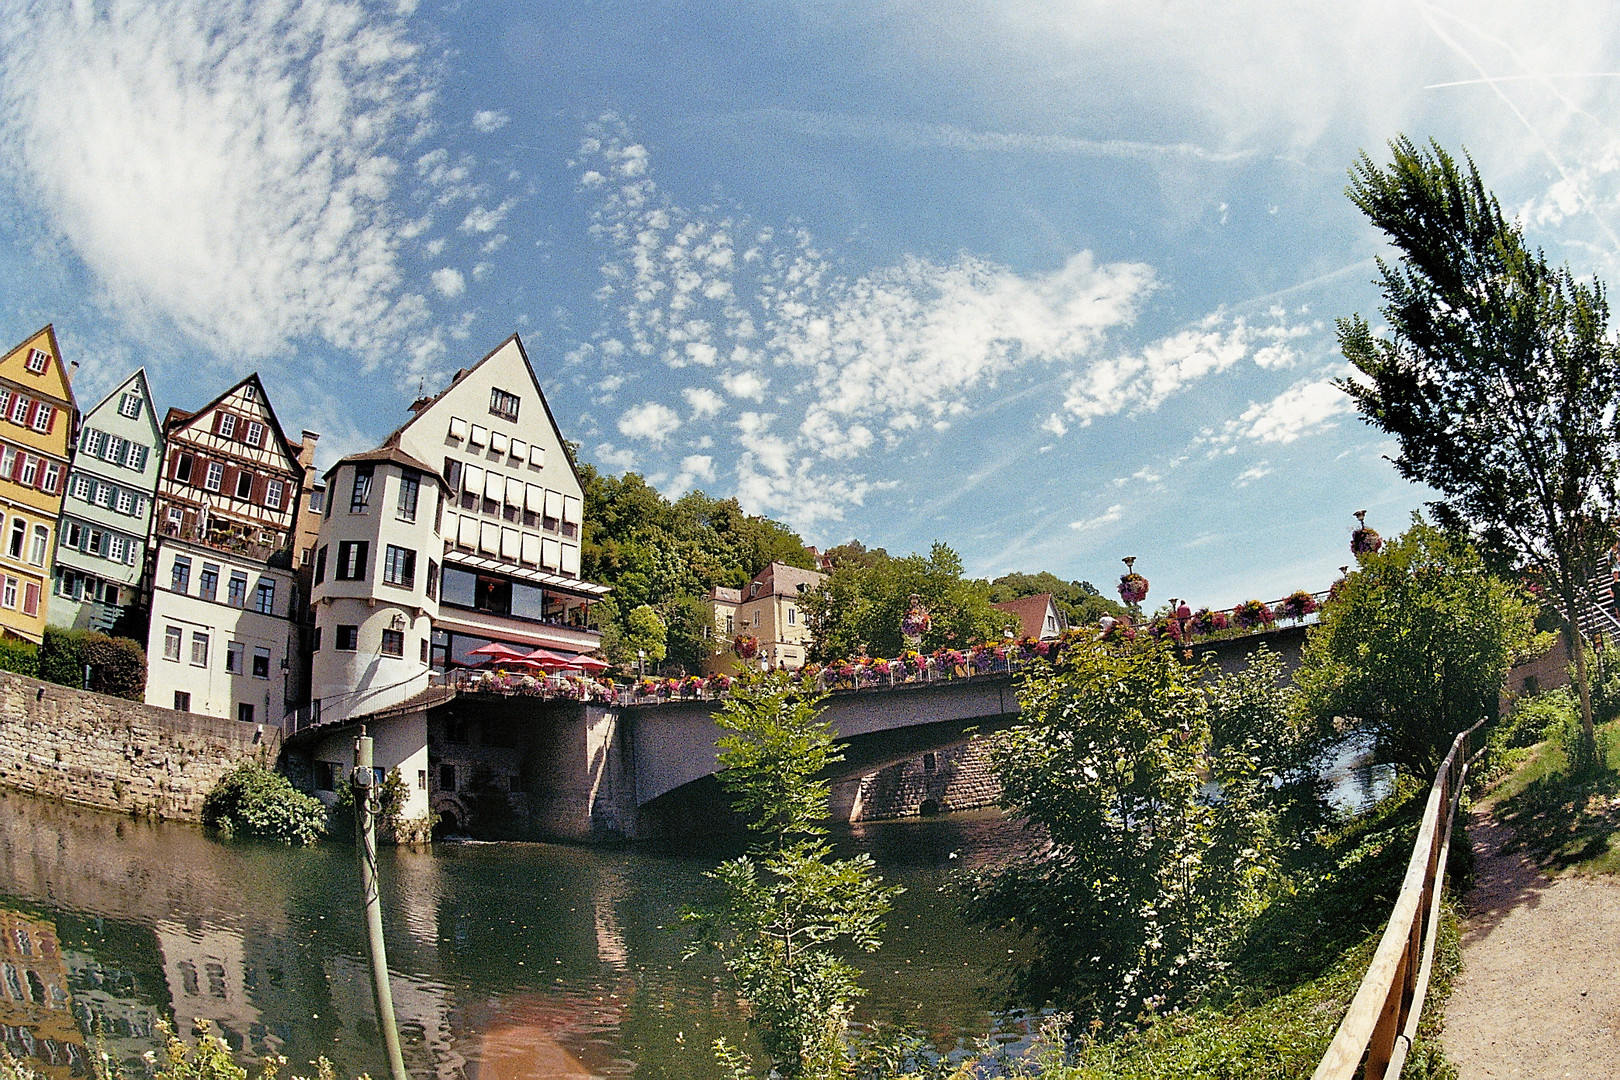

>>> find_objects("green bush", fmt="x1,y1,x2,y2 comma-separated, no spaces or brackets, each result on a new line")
38,627,146,699
1500,688,1577,750
0,638,38,678
202,763,327,845
328,767,408,841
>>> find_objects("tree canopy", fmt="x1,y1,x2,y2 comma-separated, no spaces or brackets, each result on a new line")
1338,136,1620,751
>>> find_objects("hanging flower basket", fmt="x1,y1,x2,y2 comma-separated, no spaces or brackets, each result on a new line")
1281,590,1319,621
1118,573,1149,604
901,595,932,642
1193,608,1227,634
1351,510,1382,556
1233,599,1274,629
733,634,760,660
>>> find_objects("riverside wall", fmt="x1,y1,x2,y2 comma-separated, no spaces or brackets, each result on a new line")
0,670,280,821
845,739,1001,821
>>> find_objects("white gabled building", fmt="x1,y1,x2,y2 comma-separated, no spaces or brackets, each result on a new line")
51,368,163,632
309,334,609,726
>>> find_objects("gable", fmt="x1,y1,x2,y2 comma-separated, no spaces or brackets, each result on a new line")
0,325,75,410
83,367,162,445
167,374,302,474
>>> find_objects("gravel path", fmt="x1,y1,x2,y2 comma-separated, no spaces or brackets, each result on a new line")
1443,812,1620,1078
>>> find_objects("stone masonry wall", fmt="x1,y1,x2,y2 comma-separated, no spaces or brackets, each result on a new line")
849,739,1001,821
0,670,280,821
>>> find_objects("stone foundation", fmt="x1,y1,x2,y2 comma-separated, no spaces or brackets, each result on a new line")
844,739,1001,821
0,670,280,821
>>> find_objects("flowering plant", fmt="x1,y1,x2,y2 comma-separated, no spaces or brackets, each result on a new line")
1193,608,1227,634
1233,599,1274,629
867,658,891,676
1350,510,1382,556
1118,573,1149,604
900,594,932,641
706,672,733,692
1280,590,1319,621
732,634,760,660
682,675,705,695
636,678,659,697
934,648,966,668
1100,615,1136,642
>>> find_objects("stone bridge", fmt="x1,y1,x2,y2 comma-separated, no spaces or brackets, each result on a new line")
282,625,1307,842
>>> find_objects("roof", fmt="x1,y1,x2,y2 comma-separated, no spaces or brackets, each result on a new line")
323,446,447,488
709,585,743,605
745,561,825,600
164,372,305,482
993,593,1063,640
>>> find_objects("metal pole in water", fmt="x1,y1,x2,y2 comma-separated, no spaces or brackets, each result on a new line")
354,729,409,1080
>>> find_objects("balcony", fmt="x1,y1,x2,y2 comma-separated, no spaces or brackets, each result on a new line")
158,520,292,567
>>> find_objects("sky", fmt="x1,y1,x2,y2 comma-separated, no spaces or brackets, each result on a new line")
4,0,1620,611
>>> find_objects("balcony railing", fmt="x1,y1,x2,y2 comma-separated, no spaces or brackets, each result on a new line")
159,520,291,566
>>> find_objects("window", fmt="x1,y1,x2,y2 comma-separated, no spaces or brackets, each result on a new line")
381,629,404,657
490,388,521,422
309,487,325,514
420,639,429,664
24,349,47,374
439,763,456,792
28,525,47,566
204,461,223,492
127,444,148,471
245,421,264,448
9,396,29,424
315,761,340,792
29,405,51,434
174,453,193,483
236,703,255,725
17,456,35,487
199,564,219,602
64,521,81,548
382,545,415,588
0,390,10,417
102,436,125,463
218,413,236,439
109,535,129,564
396,471,420,522
118,393,141,419
190,631,209,667
0,449,12,480
265,479,283,510
70,475,91,501
171,556,191,594
350,465,373,512
313,545,327,585
116,488,134,515
336,624,358,651
39,463,59,494
252,647,270,678
87,529,103,556
336,540,369,581
227,572,248,607
173,691,190,712
94,481,113,508
254,578,275,614
426,559,439,600
311,626,321,652
788,607,796,625
225,641,243,674
235,471,253,500
6,520,22,560
163,625,182,661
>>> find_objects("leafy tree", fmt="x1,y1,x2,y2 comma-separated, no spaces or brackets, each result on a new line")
683,671,899,1078
623,604,668,670
39,628,146,699
660,592,714,674
1295,517,1543,775
963,637,1286,1027
1338,136,1620,760
800,542,1014,661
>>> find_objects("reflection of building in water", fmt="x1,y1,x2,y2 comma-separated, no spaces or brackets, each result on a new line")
0,908,89,1080
61,953,160,1076
154,921,260,1055
323,955,461,1080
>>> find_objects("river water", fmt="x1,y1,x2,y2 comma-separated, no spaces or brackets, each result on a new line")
0,791,1030,1080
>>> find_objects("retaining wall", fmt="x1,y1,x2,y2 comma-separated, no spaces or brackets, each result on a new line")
846,739,1001,821
0,670,280,821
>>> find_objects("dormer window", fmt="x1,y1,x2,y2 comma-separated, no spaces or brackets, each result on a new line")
750,582,761,598
118,393,141,419
24,349,47,374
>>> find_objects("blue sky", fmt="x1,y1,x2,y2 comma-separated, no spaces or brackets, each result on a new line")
3,0,1619,610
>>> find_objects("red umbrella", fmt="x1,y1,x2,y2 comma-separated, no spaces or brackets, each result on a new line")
466,642,530,665
570,655,611,673
523,648,579,671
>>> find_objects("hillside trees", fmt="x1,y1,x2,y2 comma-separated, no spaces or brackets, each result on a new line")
799,542,1014,661
989,570,1126,627
1338,137,1620,762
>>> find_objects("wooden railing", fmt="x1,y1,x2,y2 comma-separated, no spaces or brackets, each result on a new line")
1312,719,1483,1080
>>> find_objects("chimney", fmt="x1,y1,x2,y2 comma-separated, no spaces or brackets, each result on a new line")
298,430,320,469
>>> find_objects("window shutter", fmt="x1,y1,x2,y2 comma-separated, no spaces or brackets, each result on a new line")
44,407,56,433
457,515,478,549
562,495,582,525
525,484,544,512
543,489,562,519
520,532,541,566
478,521,499,554
483,469,504,502
541,537,561,569
560,542,581,577
505,477,523,507
500,527,520,561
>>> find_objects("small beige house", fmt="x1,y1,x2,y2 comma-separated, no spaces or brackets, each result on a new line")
704,561,825,673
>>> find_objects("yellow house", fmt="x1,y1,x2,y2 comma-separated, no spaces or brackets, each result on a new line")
703,561,825,674
0,327,77,642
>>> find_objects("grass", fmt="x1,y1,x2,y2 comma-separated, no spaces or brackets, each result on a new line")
1480,717,1620,875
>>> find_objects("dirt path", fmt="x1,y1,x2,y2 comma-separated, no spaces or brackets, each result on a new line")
1443,812,1620,1078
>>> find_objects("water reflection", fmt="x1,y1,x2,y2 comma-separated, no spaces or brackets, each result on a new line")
0,791,1015,1080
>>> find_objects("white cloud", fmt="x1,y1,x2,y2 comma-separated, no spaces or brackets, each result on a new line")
618,401,681,444
667,453,717,494
683,386,724,418
1040,412,1069,437
1223,377,1354,445
471,109,510,133
431,268,465,298
460,200,515,234
0,0,436,367
722,369,770,401
593,442,637,470
1069,504,1124,532
1233,460,1272,487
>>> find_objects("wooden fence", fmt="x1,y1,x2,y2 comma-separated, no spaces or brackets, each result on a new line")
1312,719,1483,1080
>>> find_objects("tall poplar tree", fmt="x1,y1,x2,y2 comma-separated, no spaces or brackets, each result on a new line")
1338,137,1620,759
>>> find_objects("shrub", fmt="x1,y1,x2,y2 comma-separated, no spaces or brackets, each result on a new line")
38,627,146,699
328,767,408,842
202,763,327,845
0,638,38,678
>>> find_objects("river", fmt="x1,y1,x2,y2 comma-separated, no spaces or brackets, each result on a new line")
0,790,1030,1080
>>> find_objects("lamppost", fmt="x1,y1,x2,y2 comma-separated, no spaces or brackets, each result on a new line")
637,648,645,679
